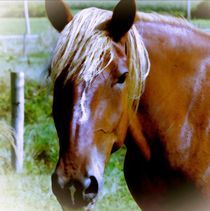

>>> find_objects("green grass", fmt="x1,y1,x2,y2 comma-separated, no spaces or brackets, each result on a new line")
0,9,80,35
191,19,210,29
0,17,51,35
0,173,61,211
0,151,138,211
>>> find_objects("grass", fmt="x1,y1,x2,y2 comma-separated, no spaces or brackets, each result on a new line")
0,174,60,211
0,17,51,35
191,19,210,29
0,54,51,82
0,151,138,211
0,143,138,210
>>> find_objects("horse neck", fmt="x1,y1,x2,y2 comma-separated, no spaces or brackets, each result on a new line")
134,13,210,186
135,12,210,130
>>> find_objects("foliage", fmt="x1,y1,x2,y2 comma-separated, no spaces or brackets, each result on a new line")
0,78,10,121
23,79,58,174
0,77,58,174
192,1,210,19
24,122,58,174
24,80,52,124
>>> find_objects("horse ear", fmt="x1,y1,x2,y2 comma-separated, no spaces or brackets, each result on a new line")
45,0,73,32
108,0,136,42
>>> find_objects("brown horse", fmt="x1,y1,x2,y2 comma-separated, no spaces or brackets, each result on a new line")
46,0,210,210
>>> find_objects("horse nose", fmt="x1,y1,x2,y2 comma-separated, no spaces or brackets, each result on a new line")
51,173,99,208
84,176,98,196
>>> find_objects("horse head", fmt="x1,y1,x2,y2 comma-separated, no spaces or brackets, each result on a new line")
46,0,150,210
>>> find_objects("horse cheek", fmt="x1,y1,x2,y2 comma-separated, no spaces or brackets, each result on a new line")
115,88,129,149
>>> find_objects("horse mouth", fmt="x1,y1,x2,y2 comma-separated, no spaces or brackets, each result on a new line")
55,189,97,210
61,198,96,211
56,191,97,211
52,179,98,211
52,172,100,210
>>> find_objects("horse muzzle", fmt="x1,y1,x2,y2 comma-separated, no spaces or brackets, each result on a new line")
51,173,99,210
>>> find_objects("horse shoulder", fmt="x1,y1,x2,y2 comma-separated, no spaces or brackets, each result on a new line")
134,11,210,196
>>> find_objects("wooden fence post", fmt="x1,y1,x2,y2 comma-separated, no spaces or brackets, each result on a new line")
11,72,24,173
187,0,191,20
23,0,30,56
24,0,31,35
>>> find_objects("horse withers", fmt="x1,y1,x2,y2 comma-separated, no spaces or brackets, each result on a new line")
46,0,210,210
46,0,150,210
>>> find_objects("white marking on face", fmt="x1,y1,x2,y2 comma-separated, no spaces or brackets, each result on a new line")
87,146,105,191
79,89,90,124
69,185,76,205
87,134,116,189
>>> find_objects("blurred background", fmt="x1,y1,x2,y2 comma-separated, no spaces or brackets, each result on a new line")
0,0,210,210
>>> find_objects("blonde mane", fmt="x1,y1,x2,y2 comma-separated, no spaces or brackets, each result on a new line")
51,7,150,111
139,12,191,27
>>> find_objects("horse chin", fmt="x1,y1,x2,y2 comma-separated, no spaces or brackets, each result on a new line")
56,190,98,211
61,199,96,211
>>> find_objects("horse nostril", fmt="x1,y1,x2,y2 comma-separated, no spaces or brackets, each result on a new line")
85,176,98,195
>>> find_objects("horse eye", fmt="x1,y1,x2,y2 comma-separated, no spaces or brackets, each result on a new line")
117,72,128,84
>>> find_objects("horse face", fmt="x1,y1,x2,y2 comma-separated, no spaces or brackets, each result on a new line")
52,44,129,210
46,0,137,209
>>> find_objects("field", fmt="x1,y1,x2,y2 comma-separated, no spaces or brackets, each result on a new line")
1,4,210,211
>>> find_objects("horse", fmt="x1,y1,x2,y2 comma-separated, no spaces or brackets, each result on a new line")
45,0,210,210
